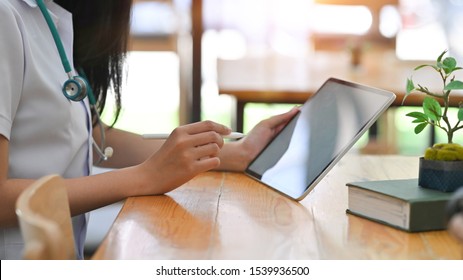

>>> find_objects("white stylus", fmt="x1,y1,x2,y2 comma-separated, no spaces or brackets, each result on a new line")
142,132,245,140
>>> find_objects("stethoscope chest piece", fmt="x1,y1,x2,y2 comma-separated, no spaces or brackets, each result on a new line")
63,76,88,101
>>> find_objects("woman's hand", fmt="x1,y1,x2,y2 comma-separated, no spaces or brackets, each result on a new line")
218,107,300,171
136,121,232,195
129,108,299,195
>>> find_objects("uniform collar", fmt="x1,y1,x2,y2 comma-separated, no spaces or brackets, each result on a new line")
22,0,59,26
22,0,53,8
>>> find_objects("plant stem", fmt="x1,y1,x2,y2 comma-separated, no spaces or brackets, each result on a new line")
440,71,453,143
416,87,445,98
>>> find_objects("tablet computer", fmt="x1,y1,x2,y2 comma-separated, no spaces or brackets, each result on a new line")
245,78,396,201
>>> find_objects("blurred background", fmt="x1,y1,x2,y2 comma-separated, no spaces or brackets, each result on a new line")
89,0,463,256
102,0,463,156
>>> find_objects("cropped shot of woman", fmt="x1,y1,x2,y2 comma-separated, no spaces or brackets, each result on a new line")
0,0,298,259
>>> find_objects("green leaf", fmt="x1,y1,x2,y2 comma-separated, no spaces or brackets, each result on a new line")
406,78,415,94
443,57,457,74
414,64,437,71
458,107,463,121
414,123,428,134
423,97,442,122
437,61,445,70
403,78,415,104
406,111,428,122
444,80,463,90
437,50,447,62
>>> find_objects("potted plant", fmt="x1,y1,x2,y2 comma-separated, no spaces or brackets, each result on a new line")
404,50,463,192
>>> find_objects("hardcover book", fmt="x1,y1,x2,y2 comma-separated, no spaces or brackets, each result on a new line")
346,178,453,232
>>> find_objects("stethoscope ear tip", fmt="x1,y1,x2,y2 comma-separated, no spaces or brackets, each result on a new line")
92,139,113,162
104,147,114,158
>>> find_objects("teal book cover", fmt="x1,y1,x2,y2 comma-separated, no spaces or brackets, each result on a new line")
346,178,453,232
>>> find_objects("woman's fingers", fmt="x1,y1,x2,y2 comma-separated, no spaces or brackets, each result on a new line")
188,131,225,149
155,120,230,174
264,106,300,134
179,120,231,137
169,121,230,148
193,142,221,160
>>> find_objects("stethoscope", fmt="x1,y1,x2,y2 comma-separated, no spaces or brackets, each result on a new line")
36,0,113,163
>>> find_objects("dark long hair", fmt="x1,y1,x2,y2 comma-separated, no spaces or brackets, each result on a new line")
55,0,133,126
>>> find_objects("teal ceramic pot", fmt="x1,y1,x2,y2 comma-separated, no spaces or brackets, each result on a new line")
419,157,463,192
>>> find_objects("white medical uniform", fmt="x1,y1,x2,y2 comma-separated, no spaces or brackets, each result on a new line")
0,0,93,259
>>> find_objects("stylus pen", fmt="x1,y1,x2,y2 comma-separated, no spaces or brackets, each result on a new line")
142,132,245,140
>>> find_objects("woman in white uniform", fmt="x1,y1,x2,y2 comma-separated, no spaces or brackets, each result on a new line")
0,0,299,259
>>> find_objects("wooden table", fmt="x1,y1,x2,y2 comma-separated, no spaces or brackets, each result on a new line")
217,49,463,133
92,155,463,259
